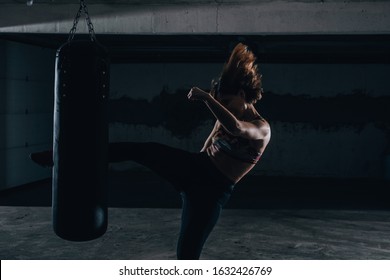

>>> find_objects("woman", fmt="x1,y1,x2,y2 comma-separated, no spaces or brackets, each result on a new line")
31,43,271,259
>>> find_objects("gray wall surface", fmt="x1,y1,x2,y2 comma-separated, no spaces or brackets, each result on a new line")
108,62,390,179
0,40,54,190
1,0,389,190
1,40,389,191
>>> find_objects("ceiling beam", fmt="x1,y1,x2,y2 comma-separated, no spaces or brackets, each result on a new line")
1,1,390,35
1,33,389,63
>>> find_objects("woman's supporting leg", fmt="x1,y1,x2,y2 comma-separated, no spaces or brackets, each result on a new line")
176,193,223,260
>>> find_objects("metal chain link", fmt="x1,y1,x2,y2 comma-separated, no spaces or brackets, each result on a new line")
67,3,82,42
67,0,97,42
81,0,97,41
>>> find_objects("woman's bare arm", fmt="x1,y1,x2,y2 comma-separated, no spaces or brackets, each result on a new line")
188,87,269,140
200,121,219,152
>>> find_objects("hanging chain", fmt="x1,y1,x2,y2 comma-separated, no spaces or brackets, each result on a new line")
67,3,82,42
81,0,97,41
68,0,97,42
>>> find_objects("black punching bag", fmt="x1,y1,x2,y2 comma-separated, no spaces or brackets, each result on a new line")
52,2,110,241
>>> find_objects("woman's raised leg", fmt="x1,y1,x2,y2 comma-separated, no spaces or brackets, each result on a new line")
109,142,197,188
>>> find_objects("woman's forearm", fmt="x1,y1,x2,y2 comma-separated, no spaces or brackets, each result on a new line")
203,95,240,135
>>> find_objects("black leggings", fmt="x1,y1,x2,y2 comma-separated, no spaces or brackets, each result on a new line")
109,142,234,259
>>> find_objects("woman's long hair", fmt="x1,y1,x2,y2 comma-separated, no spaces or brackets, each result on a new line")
214,43,263,104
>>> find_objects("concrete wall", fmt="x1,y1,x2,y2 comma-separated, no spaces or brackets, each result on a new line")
108,62,390,179
1,0,389,189
0,41,5,189
0,40,54,191
0,42,388,191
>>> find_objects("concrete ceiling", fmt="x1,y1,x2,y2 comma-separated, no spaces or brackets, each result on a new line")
0,0,389,64
3,1,233,31
0,0,389,35
0,0,384,2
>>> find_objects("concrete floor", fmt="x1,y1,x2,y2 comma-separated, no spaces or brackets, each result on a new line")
1,206,390,260
1,172,390,259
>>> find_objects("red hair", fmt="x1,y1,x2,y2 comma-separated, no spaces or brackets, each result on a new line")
214,43,263,104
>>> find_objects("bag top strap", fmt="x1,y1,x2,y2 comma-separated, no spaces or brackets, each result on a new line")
68,0,97,43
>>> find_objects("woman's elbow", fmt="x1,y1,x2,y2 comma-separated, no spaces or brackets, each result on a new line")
228,123,243,136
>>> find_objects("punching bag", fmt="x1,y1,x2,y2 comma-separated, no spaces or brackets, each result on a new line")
52,1,110,241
